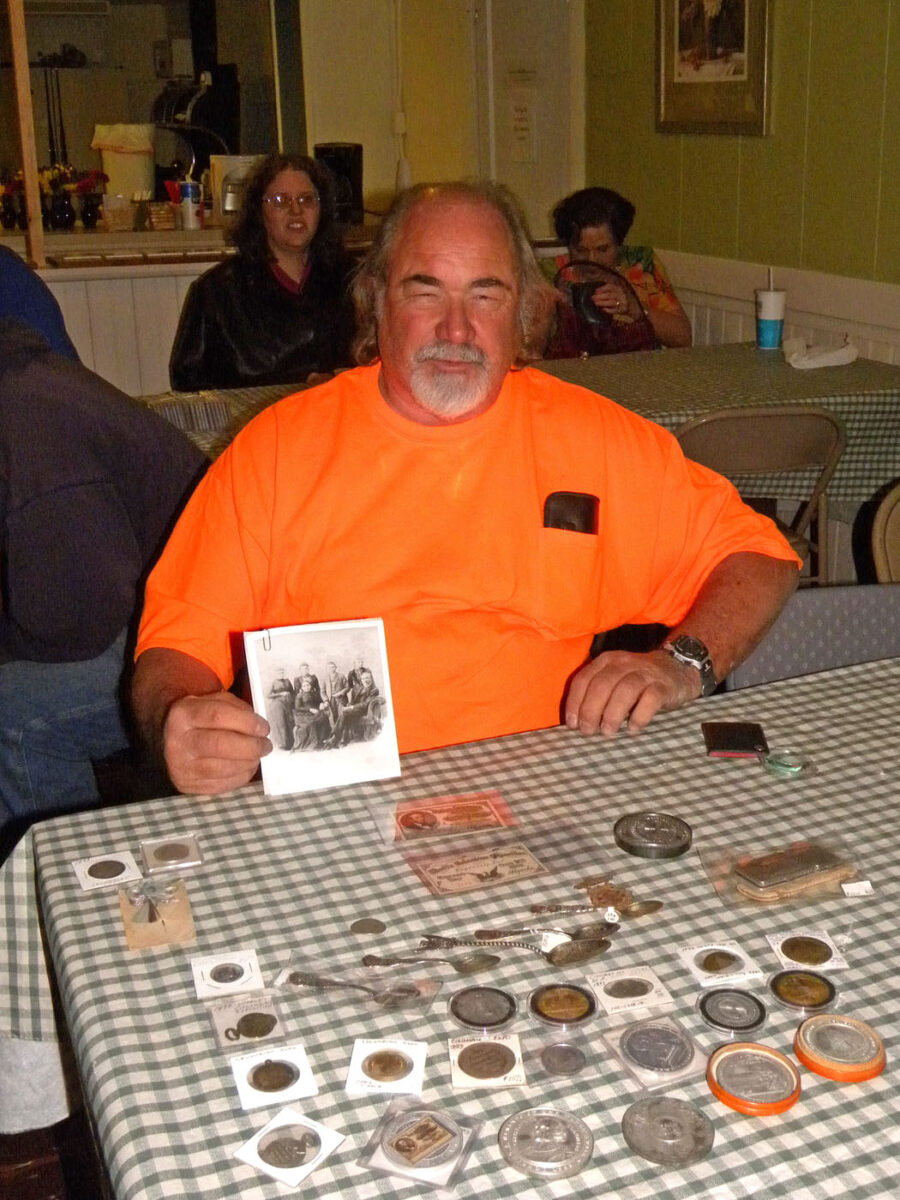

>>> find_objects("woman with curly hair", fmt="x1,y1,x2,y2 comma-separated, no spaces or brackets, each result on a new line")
169,153,355,390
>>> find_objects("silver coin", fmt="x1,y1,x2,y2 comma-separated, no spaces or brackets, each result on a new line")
619,1022,694,1072
540,1043,588,1077
699,988,767,1034
613,812,692,859
257,1126,320,1169
621,1097,715,1167
714,1048,796,1102
498,1107,593,1180
350,917,387,934
805,1019,879,1064
449,985,517,1030
604,977,654,999
380,1108,462,1168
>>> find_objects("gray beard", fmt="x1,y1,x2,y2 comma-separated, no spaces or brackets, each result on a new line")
409,342,490,418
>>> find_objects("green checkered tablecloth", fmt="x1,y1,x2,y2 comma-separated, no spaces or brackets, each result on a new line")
538,343,900,504
31,660,900,1198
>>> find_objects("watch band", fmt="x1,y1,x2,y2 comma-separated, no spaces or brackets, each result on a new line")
663,635,717,696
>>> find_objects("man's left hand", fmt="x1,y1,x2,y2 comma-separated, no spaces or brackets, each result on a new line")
564,649,700,737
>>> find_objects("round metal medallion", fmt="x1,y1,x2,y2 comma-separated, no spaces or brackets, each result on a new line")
769,969,836,1014
361,1050,414,1082
613,812,692,859
699,989,767,1035
619,1022,694,1073
529,984,596,1027
153,841,191,863
87,858,127,880
621,1097,715,1167
604,977,654,1000
498,1107,593,1180
225,1011,277,1040
456,1041,517,1080
350,917,387,935
449,986,517,1031
248,1059,301,1093
380,1108,462,1169
779,935,833,966
257,1126,320,1169
695,948,743,974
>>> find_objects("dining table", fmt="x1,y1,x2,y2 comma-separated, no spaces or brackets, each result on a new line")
28,657,900,1199
537,342,900,506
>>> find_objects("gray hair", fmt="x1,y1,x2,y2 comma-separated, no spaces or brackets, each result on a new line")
351,181,555,366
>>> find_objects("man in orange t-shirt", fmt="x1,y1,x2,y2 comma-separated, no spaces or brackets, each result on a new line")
133,182,798,796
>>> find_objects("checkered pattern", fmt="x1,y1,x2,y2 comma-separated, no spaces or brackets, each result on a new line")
137,382,301,458
25,659,900,1198
538,343,900,503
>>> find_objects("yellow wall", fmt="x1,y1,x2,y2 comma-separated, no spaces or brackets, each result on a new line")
586,0,900,283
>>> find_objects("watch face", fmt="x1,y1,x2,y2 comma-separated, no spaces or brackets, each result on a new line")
672,635,706,660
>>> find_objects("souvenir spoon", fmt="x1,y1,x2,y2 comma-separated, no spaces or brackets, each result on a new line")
285,970,421,1008
361,951,500,975
473,920,618,941
419,933,610,967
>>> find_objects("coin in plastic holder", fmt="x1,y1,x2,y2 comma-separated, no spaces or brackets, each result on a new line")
448,985,517,1032
607,1016,706,1090
613,811,692,859
140,834,202,875
793,1014,885,1082
539,1042,589,1077
362,1050,414,1083
359,1100,478,1189
777,934,835,967
707,1042,801,1116
528,983,596,1029
769,969,836,1016
498,1107,594,1180
698,988,767,1036
621,1097,715,1167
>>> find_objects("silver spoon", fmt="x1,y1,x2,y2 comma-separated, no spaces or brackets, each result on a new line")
419,933,610,967
473,920,618,941
361,951,500,975
285,970,421,1008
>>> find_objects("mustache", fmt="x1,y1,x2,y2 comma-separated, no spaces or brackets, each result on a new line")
414,341,486,366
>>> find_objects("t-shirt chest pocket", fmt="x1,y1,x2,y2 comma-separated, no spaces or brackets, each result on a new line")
531,520,603,638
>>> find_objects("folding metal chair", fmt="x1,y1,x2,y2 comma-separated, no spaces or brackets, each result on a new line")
676,405,846,585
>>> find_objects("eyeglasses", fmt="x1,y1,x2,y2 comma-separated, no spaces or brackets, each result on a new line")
263,191,320,211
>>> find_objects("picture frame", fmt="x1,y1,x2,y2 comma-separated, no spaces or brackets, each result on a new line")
656,0,771,136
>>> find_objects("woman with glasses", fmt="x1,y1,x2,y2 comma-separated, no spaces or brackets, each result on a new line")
169,153,355,390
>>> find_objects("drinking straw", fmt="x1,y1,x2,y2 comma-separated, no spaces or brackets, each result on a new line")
768,266,774,290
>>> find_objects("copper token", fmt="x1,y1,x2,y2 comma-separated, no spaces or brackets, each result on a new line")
779,935,833,966
529,984,596,1027
696,949,742,974
248,1058,300,1092
209,962,246,984
225,1011,277,1040
604,977,654,999
361,1049,414,1082
87,858,126,879
350,917,387,934
153,841,191,862
457,1041,517,1079
769,969,836,1014
257,1126,320,1168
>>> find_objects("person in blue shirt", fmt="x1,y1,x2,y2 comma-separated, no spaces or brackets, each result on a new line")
0,244,78,360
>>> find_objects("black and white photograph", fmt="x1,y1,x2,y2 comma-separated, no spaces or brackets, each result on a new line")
244,618,400,796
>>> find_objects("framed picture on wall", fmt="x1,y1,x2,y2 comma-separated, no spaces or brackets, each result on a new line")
656,0,771,135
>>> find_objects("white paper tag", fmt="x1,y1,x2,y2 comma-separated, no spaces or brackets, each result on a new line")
72,850,142,891
587,965,674,1015
345,1038,427,1096
235,1106,342,1185
677,939,764,987
842,879,874,897
230,1043,318,1111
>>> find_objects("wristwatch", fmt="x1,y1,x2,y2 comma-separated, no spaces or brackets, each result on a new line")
662,635,717,696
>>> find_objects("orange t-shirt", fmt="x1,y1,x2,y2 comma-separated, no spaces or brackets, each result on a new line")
136,365,797,753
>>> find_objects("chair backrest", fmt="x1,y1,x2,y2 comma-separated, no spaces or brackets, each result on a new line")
872,480,900,583
726,583,900,690
675,405,846,540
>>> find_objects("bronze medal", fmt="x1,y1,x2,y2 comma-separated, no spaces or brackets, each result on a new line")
248,1058,300,1092
257,1127,320,1169
225,1012,277,1041
696,949,742,974
361,1049,413,1082
87,858,126,879
153,841,191,863
770,969,836,1012
457,1041,517,1080
780,935,833,966
604,977,653,999
529,984,596,1026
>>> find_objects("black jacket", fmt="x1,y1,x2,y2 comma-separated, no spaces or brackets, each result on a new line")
169,253,356,391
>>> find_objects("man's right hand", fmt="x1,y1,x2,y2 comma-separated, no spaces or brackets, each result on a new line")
163,691,272,795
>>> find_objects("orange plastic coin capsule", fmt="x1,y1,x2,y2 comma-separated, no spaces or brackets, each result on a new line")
793,1014,885,1083
707,1042,801,1116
